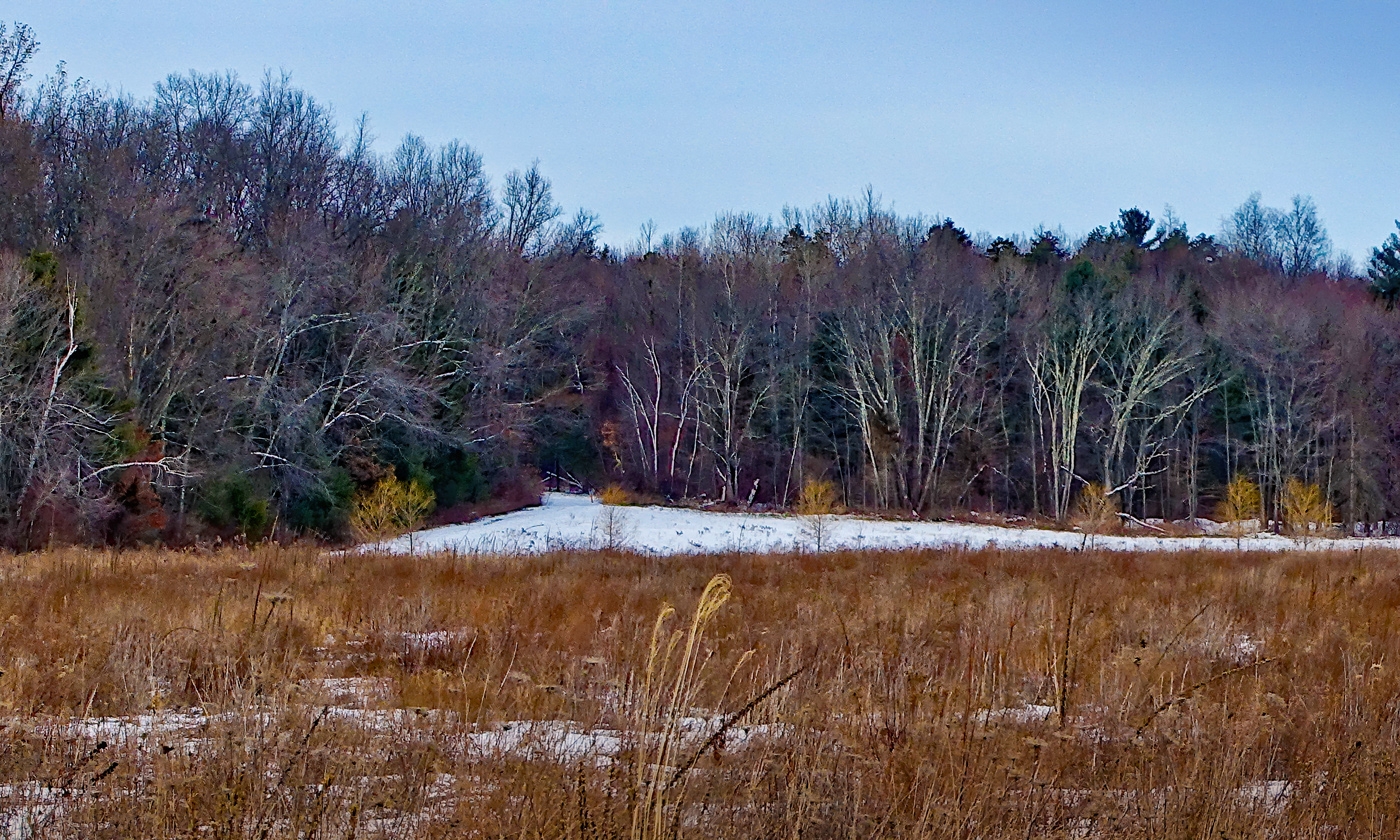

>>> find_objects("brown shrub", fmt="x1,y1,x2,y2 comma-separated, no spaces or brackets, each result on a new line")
349,475,435,541
1282,477,1333,540
598,484,631,506
796,478,840,552
1072,481,1120,536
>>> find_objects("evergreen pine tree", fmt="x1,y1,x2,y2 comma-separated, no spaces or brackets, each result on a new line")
1369,222,1400,309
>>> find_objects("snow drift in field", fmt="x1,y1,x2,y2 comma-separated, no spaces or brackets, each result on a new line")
371,493,1400,556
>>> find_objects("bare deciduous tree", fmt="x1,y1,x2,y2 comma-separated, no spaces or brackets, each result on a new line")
501,161,560,256
0,22,37,120
1092,288,1216,515
1028,301,1105,521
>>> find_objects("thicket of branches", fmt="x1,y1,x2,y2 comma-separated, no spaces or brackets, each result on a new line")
3,22,1400,547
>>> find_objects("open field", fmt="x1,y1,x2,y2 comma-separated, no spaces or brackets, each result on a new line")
3,545,1400,837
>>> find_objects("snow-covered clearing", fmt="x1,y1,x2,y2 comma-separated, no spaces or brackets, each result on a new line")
373,493,1400,556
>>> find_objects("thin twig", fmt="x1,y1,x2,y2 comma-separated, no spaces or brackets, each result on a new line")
1135,657,1278,736
665,663,807,792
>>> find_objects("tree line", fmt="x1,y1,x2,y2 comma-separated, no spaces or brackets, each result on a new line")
3,21,1400,547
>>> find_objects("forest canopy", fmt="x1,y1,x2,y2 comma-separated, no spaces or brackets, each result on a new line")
2,21,1399,547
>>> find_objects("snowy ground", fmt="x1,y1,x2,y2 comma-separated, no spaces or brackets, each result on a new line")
372,493,1400,555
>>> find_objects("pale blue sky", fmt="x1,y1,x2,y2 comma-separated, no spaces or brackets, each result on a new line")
12,1,1399,259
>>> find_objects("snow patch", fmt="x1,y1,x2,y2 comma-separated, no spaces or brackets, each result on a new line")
466,716,788,765
371,493,1400,556
974,704,1057,725
56,710,210,742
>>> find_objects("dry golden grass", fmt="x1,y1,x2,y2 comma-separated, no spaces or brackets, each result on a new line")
2,543,1400,836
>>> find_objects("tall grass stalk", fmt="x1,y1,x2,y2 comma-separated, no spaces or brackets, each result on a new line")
631,573,732,840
